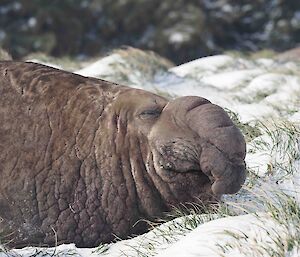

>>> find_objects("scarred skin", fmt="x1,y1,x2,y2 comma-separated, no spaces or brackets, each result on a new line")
0,61,246,248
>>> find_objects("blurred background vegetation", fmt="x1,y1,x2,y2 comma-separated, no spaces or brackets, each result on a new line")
0,0,300,64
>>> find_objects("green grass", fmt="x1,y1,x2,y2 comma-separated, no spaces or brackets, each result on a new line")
214,116,300,256
93,243,110,255
249,120,300,180
116,201,239,257
216,191,300,257
225,108,262,142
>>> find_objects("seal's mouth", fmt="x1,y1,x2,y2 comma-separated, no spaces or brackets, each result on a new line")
158,156,214,187
155,135,246,196
159,152,246,196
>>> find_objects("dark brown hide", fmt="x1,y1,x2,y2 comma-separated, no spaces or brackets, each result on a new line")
0,61,246,248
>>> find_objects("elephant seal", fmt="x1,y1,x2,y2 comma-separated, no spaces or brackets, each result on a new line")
0,61,246,248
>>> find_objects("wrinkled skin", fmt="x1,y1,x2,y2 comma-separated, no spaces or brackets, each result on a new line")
0,61,246,248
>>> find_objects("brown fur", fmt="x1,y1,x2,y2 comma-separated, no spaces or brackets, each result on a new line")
0,61,246,248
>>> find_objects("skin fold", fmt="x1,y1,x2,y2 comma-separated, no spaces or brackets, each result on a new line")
0,61,246,248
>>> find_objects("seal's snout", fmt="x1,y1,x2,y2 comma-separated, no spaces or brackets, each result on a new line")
210,162,247,195
163,96,211,118
150,95,246,196
184,98,247,195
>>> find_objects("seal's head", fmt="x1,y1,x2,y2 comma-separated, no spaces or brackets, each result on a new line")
113,90,246,207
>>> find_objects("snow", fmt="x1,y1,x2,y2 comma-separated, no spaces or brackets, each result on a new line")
3,214,290,257
2,53,300,256
289,111,300,123
75,53,123,78
241,73,283,96
201,69,264,90
25,59,61,70
228,103,276,123
170,55,236,77
156,213,283,257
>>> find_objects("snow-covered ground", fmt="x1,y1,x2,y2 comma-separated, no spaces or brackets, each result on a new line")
2,50,300,256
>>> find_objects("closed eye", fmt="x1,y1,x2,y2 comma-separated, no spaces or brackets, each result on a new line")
139,109,162,119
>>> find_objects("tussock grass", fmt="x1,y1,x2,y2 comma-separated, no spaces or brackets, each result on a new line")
0,48,12,61
225,49,277,60
92,47,174,86
151,203,229,238
249,120,300,180
0,230,16,256
216,117,300,256
93,243,110,255
116,201,238,257
0,247,78,257
217,190,300,257
225,108,261,142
